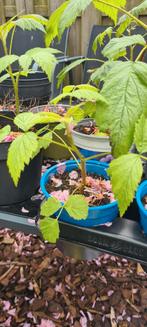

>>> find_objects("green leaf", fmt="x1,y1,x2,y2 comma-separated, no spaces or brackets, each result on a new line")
24,48,57,81
38,132,53,150
0,73,10,83
51,86,108,106
72,89,107,103
14,18,46,33
45,2,69,46
0,17,20,42
134,114,147,154
90,61,118,84
65,105,85,121
102,35,146,60
92,26,113,53
21,14,48,25
0,55,18,74
0,125,11,143
19,54,33,72
54,123,66,131
7,132,38,186
64,194,89,220
39,217,59,243
14,112,62,132
59,0,92,38
98,61,147,157
93,0,126,25
57,58,87,87
81,102,97,117
116,17,132,37
108,154,143,216
14,113,35,132
117,0,147,36
40,198,61,217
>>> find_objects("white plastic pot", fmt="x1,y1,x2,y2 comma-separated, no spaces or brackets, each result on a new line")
72,129,111,153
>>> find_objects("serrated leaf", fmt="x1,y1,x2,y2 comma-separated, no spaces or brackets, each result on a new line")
59,0,92,38
39,217,59,243
98,61,147,157
15,18,46,33
41,198,61,217
57,58,87,87
102,35,146,60
7,132,38,186
52,87,108,106
0,55,18,74
64,194,88,220
0,20,16,41
14,112,62,132
134,114,147,154
108,154,143,216
14,113,35,132
65,105,85,121
116,17,132,37
93,0,126,25
21,14,48,25
45,2,69,46
38,132,53,150
19,54,33,72
117,0,147,36
90,61,118,84
52,86,108,108
72,89,107,103
0,125,11,143
24,48,57,81
92,26,113,53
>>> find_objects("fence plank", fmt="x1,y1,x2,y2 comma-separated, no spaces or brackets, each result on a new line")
49,0,64,13
0,0,5,23
1,0,147,83
81,4,102,55
15,0,26,15
25,0,34,14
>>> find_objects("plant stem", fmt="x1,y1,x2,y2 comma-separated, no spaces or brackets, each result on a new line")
136,44,147,62
13,73,20,115
0,114,14,121
95,0,147,30
84,152,110,161
9,26,16,55
141,155,147,161
65,122,86,189
1,36,20,114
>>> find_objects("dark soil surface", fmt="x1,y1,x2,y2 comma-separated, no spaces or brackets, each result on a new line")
46,170,114,207
0,228,147,327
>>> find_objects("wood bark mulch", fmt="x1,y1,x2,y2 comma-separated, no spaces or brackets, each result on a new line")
0,228,147,327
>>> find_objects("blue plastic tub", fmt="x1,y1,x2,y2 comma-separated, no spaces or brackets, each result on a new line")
40,160,118,227
136,180,147,234
79,148,100,158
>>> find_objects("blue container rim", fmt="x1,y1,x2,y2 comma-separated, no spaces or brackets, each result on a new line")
136,180,147,214
40,160,118,211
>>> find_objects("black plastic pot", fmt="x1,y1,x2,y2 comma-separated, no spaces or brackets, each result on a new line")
0,72,51,105
0,142,42,206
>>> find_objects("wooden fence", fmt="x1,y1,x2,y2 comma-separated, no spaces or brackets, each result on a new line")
0,0,147,82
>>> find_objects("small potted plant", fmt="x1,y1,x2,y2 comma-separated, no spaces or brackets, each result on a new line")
0,15,60,205
39,103,118,243
51,84,112,158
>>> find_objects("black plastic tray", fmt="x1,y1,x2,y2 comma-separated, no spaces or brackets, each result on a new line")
0,197,147,267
